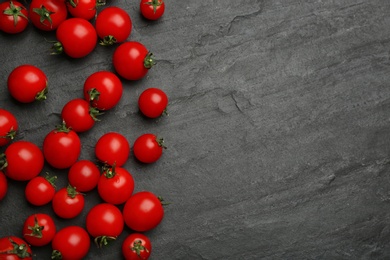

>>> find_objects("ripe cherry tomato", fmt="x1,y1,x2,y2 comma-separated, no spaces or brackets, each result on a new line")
138,88,168,118
0,236,32,259
0,0,29,34
83,71,123,110
43,122,81,169
66,0,96,21
98,166,134,205
51,226,90,260
95,6,132,45
53,18,97,58
0,108,18,146
95,132,130,167
7,64,48,103
140,0,165,21
52,185,85,219
22,213,56,247
25,174,56,206
61,98,100,132
122,233,152,260
29,0,67,31
0,141,44,181
123,191,164,232
133,133,165,163
68,160,100,192
112,41,154,80
86,203,124,247
0,171,7,201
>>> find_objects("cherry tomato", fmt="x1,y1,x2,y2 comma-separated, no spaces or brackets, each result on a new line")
7,64,48,103
83,71,123,110
29,0,67,31
112,41,155,80
66,0,96,21
0,236,32,259
68,160,100,192
61,98,100,132
22,213,56,247
95,132,130,167
0,0,29,34
0,108,18,146
98,166,134,205
25,174,56,206
0,141,44,181
133,133,165,163
52,185,85,219
122,233,152,260
95,6,132,45
138,88,168,118
140,0,165,21
122,191,164,232
86,203,124,247
43,122,81,169
0,171,7,201
51,226,90,260
53,17,97,58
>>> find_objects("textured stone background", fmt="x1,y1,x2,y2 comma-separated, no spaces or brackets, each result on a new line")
2,0,390,259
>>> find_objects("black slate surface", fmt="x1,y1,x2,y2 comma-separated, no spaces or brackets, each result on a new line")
2,0,390,259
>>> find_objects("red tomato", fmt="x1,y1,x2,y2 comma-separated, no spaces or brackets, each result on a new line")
66,0,96,20
52,185,85,219
83,71,123,110
53,18,97,58
95,6,132,45
133,133,165,163
22,213,56,247
95,132,130,167
0,141,44,181
140,0,165,21
122,233,152,260
51,226,90,260
43,123,81,169
7,64,48,103
25,174,56,206
98,166,134,205
68,160,100,192
0,171,7,201
61,98,100,132
138,88,168,118
0,236,32,259
0,0,29,34
122,191,164,232
112,41,154,80
0,108,18,146
86,203,124,247
29,0,67,31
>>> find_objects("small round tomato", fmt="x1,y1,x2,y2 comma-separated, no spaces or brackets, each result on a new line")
66,0,96,21
0,108,18,146
0,236,32,259
0,0,29,34
68,160,100,192
138,88,168,118
25,174,56,206
95,132,130,167
95,6,132,45
113,41,154,80
62,98,100,132
123,191,164,232
122,233,152,260
7,64,48,103
52,185,85,219
83,71,123,110
86,203,124,247
133,133,165,163
0,141,44,181
0,171,7,201
140,0,165,21
51,226,90,260
29,0,67,31
23,213,56,247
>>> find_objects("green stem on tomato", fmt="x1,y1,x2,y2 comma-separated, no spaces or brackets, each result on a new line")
94,236,117,248
144,52,155,69
0,154,8,171
35,87,48,101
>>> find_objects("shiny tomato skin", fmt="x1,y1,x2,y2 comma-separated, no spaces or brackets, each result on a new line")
140,0,165,21
138,88,168,118
0,171,7,201
86,203,124,238
68,160,100,192
122,233,152,260
95,132,130,167
51,226,90,260
67,0,96,20
7,64,48,103
0,236,32,260
133,133,164,163
61,98,96,132
52,186,85,219
83,71,123,110
0,108,18,146
23,213,56,247
29,0,67,31
25,175,56,206
0,0,29,34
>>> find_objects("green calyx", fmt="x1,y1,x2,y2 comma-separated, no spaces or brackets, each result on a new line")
104,163,116,179
158,196,171,206
45,172,57,188
88,88,100,102
33,5,54,28
0,153,8,171
131,239,149,256
156,137,167,149
144,52,156,69
99,35,117,46
144,0,163,14
4,238,31,258
0,127,17,141
3,0,28,27
50,41,63,55
55,121,71,133
66,184,80,199
94,236,116,248
89,106,103,122
36,86,48,101
25,215,44,239
51,250,62,260
66,0,77,8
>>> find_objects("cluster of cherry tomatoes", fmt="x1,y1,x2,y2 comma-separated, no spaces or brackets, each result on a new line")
0,0,168,259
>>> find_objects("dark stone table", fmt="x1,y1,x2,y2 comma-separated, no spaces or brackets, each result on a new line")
2,0,390,259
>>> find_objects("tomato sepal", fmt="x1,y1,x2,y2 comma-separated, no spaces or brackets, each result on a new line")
144,52,155,69
144,0,163,14
99,35,117,46
33,5,54,28
50,41,64,55
35,87,48,101
3,0,28,27
94,235,117,248
0,154,8,171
